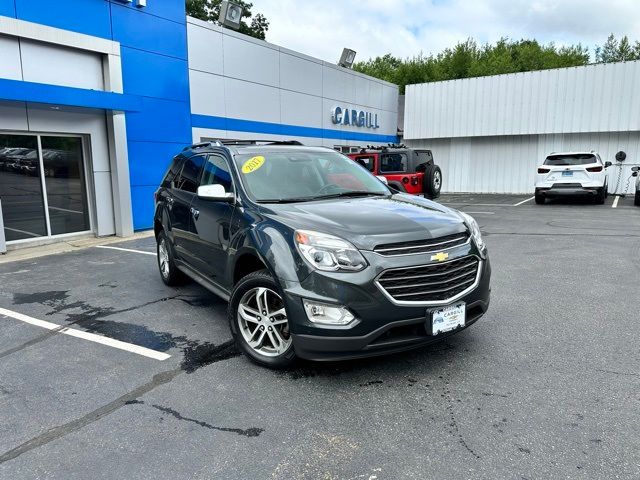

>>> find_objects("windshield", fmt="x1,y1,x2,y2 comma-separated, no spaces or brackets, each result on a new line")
234,149,390,203
544,154,597,166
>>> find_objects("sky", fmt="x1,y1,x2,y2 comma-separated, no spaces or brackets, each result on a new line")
253,0,640,63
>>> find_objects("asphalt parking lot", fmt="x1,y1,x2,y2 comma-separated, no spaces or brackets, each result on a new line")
1,193,639,479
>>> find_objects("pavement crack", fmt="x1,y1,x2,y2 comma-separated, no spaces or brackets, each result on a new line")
0,338,240,464
144,402,263,437
0,368,182,465
595,368,638,377
442,380,480,459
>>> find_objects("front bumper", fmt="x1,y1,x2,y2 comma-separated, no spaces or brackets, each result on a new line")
280,247,491,361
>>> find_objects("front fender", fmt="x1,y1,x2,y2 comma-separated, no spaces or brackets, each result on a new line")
250,223,308,282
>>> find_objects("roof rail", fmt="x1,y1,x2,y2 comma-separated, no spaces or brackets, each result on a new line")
182,141,223,151
182,140,303,151
219,139,304,146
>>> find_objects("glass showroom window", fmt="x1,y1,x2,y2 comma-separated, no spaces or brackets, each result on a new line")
0,133,91,242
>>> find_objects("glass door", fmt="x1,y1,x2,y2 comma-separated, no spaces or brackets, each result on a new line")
0,134,48,241
0,133,91,242
41,136,90,236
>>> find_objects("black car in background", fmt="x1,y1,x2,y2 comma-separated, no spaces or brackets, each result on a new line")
154,140,491,368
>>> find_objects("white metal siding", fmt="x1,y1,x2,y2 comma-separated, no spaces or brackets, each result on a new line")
186,17,398,146
407,132,640,194
404,61,640,140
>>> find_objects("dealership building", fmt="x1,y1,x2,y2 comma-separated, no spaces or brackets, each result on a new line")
1,2,639,253
403,61,640,195
0,0,398,251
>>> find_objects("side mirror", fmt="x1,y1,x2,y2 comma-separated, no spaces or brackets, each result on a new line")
631,166,639,172
604,161,612,168
197,184,234,202
376,175,388,185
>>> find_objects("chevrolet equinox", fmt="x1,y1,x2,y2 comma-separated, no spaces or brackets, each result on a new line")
154,140,491,368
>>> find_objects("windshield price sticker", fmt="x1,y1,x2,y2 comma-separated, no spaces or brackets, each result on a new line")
242,156,265,174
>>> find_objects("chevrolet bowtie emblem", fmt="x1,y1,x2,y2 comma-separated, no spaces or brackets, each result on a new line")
431,252,449,262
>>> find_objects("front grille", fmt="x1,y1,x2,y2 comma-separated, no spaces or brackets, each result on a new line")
373,233,469,256
377,255,480,303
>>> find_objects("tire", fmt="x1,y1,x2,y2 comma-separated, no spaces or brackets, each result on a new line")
423,165,442,199
535,193,545,205
228,269,296,369
635,191,640,206
156,230,187,286
595,187,605,205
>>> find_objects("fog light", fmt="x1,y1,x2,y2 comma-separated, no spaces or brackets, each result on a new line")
303,300,354,325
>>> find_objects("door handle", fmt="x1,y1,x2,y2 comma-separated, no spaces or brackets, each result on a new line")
190,207,200,220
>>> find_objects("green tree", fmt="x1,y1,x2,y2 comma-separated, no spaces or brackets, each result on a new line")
595,34,640,62
353,38,590,93
186,0,269,40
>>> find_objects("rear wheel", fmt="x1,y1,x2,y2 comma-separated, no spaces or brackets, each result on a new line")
595,187,606,205
156,230,187,286
424,165,442,199
535,193,545,205
228,270,296,368
635,191,640,206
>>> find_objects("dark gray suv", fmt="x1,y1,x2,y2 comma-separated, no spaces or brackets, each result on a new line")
154,140,491,368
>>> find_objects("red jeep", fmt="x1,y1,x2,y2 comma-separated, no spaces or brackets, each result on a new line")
347,145,442,199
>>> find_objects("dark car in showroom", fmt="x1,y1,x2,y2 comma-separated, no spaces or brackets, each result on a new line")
154,140,491,368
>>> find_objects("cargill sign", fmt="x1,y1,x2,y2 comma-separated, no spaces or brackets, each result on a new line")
331,106,379,129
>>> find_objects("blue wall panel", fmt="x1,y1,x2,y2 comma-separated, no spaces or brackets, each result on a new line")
14,0,112,39
125,97,191,144
130,185,158,231
120,47,189,102
127,141,183,187
110,3,187,59
0,1,16,17
107,0,185,24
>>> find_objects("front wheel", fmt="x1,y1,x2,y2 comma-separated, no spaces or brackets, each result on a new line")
423,165,442,199
228,270,296,368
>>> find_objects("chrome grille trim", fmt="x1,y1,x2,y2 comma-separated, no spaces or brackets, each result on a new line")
373,233,470,256
375,256,482,306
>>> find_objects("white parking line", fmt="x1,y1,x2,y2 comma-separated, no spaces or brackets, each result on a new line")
513,196,535,206
612,196,620,208
96,245,157,256
0,307,171,361
464,211,495,215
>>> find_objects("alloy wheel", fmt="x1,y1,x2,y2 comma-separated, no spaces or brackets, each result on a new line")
434,171,442,190
158,239,170,279
237,287,291,357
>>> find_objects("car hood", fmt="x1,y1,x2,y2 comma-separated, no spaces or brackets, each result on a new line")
261,194,467,251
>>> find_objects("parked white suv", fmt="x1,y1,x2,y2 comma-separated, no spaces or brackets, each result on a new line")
632,166,640,206
534,152,612,205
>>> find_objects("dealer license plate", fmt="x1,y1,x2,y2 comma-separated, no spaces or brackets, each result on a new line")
431,302,466,335
562,171,573,177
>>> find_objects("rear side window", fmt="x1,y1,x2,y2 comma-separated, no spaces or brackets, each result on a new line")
353,155,376,172
162,157,184,188
175,155,205,193
380,153,408,173
201,155,233,192
544,154,597,166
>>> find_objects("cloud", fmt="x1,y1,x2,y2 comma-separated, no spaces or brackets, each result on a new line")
253,0,640,62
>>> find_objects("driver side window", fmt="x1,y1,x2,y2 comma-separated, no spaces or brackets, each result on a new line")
201,154,233,192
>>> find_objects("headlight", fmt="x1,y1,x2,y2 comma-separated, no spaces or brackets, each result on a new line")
294,230,367,272
460,212,486,256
